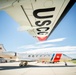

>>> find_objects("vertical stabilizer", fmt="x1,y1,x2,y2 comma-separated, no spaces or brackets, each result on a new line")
0,44,6,52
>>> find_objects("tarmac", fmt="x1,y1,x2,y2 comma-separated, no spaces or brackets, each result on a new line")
0,62,76,75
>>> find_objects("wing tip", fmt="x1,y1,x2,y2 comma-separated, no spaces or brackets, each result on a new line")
37,36,48,41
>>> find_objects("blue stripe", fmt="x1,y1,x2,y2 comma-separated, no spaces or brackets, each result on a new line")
51,54,55,61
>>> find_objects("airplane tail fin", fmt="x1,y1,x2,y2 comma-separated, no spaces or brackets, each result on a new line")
0,44,6,52
52,53,62,63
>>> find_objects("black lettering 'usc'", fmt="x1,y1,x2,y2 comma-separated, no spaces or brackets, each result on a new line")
33,7,55,35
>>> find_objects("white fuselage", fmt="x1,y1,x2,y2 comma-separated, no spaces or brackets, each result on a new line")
17,52,63,63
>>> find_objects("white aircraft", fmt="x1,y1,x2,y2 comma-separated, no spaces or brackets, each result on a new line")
0,0,75,41
0,0,75,66
0,44,17,62
17,52,72,67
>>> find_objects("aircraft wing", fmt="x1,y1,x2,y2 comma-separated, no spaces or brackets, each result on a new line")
0,0,75,41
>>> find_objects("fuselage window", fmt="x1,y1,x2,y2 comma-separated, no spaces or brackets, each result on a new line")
0,47,2,49
44,55,46,57
47,54,50,57
28,55,31,57
36,55,38,57
40,55,42,57
32,55,34,57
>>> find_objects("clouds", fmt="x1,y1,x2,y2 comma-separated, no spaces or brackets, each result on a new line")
18,38,66,50
18,44,55,50
37,46,76,52
17,37,76,58
37,38,66,44
25,46,76,55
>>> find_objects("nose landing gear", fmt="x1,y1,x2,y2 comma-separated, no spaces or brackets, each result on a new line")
64,62,67,66
19,61,28,67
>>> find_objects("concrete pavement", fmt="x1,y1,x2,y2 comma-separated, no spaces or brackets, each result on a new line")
0,62,76,75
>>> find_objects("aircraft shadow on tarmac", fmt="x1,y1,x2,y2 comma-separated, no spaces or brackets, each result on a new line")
0,64,76,70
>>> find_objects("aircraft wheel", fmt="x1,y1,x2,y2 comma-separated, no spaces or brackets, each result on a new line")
24,62,28,66
19,64,23,67
19,61,28,67
65,62,67,66
19,61,24,67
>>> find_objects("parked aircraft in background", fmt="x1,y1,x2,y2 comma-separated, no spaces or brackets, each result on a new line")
0,0,75,41
0,44,6,52
0,44,17,62
17,52,71,67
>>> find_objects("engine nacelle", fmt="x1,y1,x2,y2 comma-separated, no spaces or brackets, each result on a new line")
0,51,17,59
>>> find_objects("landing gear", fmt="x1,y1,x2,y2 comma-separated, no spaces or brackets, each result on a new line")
64,62,67,66
19,61,28,67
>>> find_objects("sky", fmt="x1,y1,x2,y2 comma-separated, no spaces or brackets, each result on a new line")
0,2,76,59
